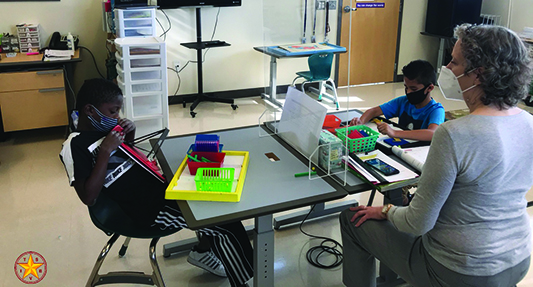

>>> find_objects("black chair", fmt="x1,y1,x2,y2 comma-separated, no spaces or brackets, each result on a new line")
86,192,176,287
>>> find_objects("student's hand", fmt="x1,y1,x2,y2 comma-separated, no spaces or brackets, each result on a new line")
100,130,124,154
349,205,386,227
350,117,363,126
376,122,396,137
119,118,136,135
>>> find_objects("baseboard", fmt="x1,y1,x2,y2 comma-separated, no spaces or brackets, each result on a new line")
167,83,319,105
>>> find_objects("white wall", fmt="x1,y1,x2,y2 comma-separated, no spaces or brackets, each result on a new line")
481,0,511,27
0,0,529,97
397,0,440,73
0,0,108,93
508,0,533,33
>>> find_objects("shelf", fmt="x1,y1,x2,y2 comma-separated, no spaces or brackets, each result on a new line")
181,40,231,50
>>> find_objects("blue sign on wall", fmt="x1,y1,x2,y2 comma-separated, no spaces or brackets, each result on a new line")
356,2,385,8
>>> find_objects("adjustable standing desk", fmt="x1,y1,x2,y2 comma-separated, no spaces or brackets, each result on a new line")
156,125,353,287
155,119,416,286
253,43,346,108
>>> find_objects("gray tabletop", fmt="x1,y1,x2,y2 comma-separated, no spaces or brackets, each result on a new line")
156,125,349,229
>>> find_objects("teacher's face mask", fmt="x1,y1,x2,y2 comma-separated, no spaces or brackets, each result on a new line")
437,66,477,101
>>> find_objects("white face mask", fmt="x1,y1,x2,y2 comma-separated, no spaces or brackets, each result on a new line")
437,66,477,101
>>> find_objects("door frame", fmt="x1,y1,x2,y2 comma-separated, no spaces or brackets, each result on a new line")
334,0,405,85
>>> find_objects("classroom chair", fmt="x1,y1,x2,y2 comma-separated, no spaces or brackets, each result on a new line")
292,52,340,110
86,192,176,287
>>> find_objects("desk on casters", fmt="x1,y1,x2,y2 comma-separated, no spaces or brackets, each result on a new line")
253,43,346,108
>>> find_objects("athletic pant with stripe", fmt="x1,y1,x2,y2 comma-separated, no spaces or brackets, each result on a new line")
153,201,253,287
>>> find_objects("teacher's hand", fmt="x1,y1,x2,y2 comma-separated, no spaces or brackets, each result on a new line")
349,205,386,227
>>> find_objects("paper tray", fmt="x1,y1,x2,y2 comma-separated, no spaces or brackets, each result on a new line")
165,151,249,202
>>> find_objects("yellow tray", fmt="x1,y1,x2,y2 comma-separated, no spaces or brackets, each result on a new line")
165,150,249,202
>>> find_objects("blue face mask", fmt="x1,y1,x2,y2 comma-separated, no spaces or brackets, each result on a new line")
88,105,118,133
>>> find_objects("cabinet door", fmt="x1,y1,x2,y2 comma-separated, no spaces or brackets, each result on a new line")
0,88,68,131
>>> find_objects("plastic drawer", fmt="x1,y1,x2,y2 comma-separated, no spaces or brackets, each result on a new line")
116,65,162,82
124,19,153,28
134,117,164,136
122,10,153,19
131,94,164,117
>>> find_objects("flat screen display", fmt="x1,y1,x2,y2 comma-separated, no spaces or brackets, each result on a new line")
157,0,241,8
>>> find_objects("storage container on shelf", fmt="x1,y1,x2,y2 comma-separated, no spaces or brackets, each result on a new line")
117,75,163,95
114,8,156,38
116,65,162,82
16,24,42,53
114,36,168,135
131,117,165,137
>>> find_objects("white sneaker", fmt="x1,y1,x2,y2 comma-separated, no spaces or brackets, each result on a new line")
187,250,227,277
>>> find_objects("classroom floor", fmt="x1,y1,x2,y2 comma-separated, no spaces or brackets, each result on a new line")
1,82,532,287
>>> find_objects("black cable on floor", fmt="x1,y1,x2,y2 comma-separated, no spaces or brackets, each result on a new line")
78,46,105,79
299,204,344,269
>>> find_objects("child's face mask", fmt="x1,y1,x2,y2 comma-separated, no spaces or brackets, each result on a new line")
405,85,429,105
88,105,118,133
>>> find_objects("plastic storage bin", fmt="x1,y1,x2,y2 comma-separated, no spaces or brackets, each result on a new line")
16,24,42,53
195,134,220,152
336,125,379,153
115,37,168,135
187,152,226,175
322,115,342,134
115,8,157,38
194,168,235,192
166,151,250,202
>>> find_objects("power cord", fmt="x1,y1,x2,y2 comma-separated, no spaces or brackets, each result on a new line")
299,204,344,269
157,9,172,41
167,67,181,105
78,46,105,79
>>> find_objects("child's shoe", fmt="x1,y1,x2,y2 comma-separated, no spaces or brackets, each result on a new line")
187,249,227,277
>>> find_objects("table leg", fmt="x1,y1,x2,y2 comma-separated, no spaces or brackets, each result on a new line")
261,56,283,108
162,225,255,257
254,214,275,287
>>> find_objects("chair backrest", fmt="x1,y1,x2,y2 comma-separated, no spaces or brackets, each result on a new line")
308,52,334,81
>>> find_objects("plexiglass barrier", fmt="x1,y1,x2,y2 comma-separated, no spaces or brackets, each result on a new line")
257,0,358,186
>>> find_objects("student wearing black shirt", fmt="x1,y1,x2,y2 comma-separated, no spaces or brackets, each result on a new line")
60,78,253,287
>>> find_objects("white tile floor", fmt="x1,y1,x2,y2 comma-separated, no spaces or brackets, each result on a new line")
1,82,532,287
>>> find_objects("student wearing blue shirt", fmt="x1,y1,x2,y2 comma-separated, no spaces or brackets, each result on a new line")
349,60,445,141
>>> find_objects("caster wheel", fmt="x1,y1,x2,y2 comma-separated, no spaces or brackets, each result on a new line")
231,104,238,110
190,111,196,118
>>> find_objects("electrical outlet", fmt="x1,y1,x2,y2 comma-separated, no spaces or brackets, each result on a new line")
316,0,336,10
173,60,180,71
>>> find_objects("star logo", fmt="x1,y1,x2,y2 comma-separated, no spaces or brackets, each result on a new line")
14,251,47,284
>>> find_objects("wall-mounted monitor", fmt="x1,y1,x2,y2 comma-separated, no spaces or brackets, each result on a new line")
157,0,241,9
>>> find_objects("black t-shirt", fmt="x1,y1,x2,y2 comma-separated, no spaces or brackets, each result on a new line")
60,131,166,227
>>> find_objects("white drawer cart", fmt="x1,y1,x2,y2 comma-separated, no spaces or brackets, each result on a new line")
114,36,168,137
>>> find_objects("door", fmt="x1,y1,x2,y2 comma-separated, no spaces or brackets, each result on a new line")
338,0,402,86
